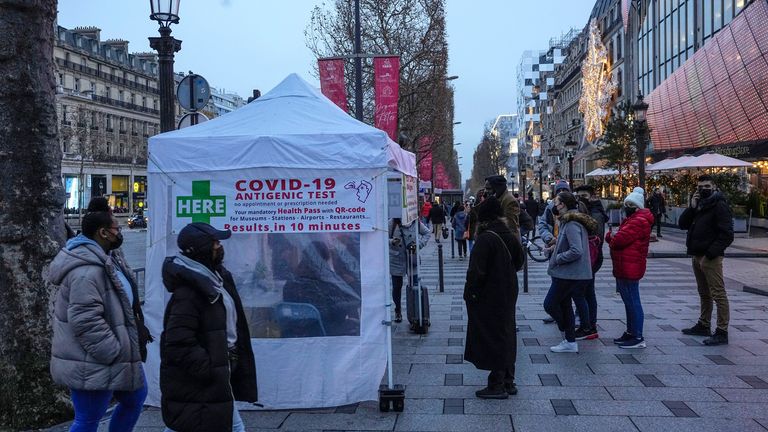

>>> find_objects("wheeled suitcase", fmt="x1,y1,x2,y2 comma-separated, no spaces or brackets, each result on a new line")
404,246,430,334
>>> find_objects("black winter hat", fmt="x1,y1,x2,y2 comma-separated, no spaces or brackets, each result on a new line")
484,175,507,188
177,222,231,256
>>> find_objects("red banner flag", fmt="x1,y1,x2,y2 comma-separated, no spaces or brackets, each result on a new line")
318,59,348,112
374,56,400,141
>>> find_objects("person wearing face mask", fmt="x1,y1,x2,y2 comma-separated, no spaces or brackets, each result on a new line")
48,211,147,432
678,175,734,346
605,187,654,349
160,222,258,432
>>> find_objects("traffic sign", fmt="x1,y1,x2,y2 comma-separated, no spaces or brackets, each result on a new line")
177,112,210,129
176,74,210,111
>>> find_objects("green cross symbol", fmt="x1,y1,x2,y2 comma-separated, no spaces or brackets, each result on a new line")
176,180,226,224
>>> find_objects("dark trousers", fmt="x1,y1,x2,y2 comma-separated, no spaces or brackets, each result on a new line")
653,213,663,236
573,278,597,330
456,239,467,256
544,278,591,342
488,367,515,391
392,275,403,314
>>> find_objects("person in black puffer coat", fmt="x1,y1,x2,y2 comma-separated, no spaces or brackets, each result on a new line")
161,222,258,432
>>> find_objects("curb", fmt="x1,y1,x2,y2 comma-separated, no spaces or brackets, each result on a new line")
648,252,768,258
743,285,768,296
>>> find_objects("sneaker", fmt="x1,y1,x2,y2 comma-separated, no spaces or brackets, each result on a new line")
618,337,646,349
682,322,711,336
703,329,728,346
550,340,579,353
394,312,402,323
542,317,555,324
505,383,518,395
574,328,599,341
613,332,633,344
475,386,508,399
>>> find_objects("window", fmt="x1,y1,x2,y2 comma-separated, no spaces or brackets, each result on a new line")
118,90,124,102
107,142,112,155
714,0,723,33
724,0,733,24
119,142,124,156
57,73,64,86
91,111,97,127
736,0,745,14
74,78,80,92
704,0,712,37
61,105,68,123
80,57,86,67
687,0,694,49
106,114,113,130
153,99,158,110
119,117,125,132
130,93,135,105
616,33,622,59
105,86,111,98
141,96,147,107
90,81,96,92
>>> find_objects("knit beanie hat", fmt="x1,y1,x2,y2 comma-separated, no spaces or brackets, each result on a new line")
624,187,645,208
554,180,570,192
477,196,503,222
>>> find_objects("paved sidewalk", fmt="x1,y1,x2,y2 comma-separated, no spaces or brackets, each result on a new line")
49,232,768,431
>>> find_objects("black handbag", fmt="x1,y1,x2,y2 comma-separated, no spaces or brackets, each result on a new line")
442,226,449,239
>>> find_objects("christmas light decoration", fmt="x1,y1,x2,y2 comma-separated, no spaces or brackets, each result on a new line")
579,19,617,142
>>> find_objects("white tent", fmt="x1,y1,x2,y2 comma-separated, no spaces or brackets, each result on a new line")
647,155,695,171
673,152,753,169
144,74,415,409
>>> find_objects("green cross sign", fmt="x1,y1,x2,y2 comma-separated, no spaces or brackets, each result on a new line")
176,180,226,223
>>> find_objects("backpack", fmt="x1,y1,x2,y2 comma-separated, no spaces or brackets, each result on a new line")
587,234,602,271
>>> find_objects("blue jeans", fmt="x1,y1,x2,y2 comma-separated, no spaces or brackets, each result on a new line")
544,278,590,342
163,407,245,432
616,278,644,338
573,278,597,330
70,371,147,432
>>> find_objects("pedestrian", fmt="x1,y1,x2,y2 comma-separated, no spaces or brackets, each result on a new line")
524,192,540,226
161,222,258,432
452,205,469,259
428,201,446,242
420,200,432,226
485,175,520,239
648,187,667,238
464,196,524,399
678,175,734,346
48,210,147,432
543,191,593,353
389,218,430,322
467,190,486,252
605,187,654,349
573,185,608,340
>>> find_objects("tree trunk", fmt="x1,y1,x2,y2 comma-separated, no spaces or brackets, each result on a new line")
0,0,71,428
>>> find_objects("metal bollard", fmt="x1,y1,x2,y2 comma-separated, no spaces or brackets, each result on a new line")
450,229,455,258
437,243,445,293
523,251,529,293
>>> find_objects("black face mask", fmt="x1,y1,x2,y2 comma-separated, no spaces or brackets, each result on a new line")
106,230,123,250
213,246,225,267
551,206,560,216
624,207,637,217
698,188,713,199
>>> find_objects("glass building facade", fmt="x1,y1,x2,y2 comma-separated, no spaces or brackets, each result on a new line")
637,0,750,95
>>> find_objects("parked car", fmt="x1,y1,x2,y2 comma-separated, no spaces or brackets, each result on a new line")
127,213,147,229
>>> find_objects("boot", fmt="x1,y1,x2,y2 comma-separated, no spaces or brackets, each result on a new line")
505,383,518,395
681,322,711,336
475,386,508,399
703,328,728,346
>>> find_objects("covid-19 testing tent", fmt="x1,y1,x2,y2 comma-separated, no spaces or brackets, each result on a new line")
143,74,416,409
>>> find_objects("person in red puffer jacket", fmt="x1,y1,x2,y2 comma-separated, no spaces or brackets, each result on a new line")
605,187,654,349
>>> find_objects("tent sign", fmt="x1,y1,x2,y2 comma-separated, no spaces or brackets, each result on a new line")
173,171,377,233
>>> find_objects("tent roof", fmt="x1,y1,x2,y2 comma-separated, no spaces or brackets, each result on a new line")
676,152,753,168
148,73,415,176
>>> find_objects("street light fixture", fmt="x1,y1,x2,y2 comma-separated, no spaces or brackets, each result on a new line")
633,90,650,190
148,0,182,133
453,142,462,146
563,136,578,189
453,121,462,125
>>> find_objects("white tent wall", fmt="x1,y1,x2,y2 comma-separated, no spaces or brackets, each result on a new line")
143,168,390,408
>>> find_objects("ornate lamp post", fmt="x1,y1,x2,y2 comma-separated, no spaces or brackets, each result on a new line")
633,91,649,190
148,0,182,133
563,136,578,189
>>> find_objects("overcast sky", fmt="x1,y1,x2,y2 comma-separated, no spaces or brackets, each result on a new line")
57,0,596,181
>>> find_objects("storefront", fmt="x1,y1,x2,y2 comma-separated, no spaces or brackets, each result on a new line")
110,175,130,212
132,175,147,212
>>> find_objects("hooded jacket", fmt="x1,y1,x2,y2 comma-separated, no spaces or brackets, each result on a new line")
48,240,143,391
606,208,654,280
547,210,595,280
678,192,734,258
160,256,258,432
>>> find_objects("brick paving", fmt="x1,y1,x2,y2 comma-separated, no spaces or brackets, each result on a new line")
50,229,768,431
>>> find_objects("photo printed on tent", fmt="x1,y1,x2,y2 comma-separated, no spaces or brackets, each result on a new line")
225,232,362,338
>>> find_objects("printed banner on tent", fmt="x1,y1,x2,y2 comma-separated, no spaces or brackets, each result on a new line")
318,58,348,112
373,56,399,141
172,170,377,234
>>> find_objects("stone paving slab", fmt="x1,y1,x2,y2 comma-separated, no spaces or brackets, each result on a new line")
392,414,511,431
630,416,768,432
510,414,639,432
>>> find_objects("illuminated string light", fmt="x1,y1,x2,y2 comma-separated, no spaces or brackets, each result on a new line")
579,18,617,142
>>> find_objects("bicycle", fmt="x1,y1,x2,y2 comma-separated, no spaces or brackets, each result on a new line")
521,231,549,262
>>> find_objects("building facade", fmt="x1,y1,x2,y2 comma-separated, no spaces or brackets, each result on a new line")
490,114,520,191
55,25,160,213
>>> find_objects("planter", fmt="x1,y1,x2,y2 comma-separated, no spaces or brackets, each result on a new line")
734,217,748,233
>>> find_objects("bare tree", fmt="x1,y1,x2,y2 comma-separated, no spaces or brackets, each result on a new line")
469,121,509,193
0,0,71,428
306,0,460,188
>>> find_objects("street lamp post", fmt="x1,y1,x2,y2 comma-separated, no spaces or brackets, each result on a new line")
633,91,649,190
148,0,182,133
564,136,578,189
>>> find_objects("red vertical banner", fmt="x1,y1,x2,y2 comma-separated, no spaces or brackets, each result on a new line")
318,58,348,112
374,56,400,141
